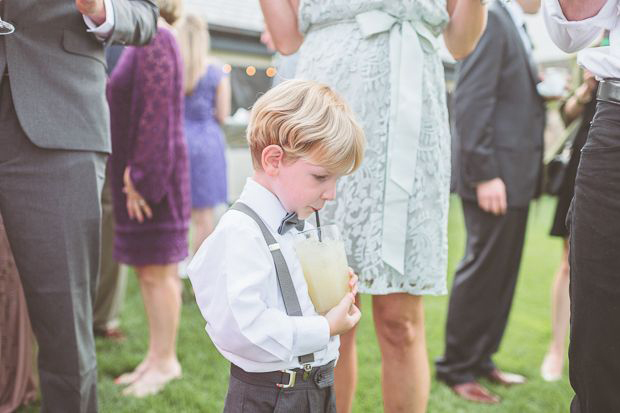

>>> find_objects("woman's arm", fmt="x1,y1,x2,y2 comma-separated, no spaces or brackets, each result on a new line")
259,0,303,55
561,71,597,125
443,0,487,61
215,75,231,125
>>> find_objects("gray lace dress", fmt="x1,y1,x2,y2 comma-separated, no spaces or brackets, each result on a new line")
295,0,451,295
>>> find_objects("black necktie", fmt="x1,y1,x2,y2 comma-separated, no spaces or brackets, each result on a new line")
522,23,535,52
277,212,305,235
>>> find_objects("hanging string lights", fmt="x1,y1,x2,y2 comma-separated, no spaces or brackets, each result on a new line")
221,64,277,78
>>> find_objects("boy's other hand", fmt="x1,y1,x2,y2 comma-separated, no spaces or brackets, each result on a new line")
325,293,361,336
348,267,358,296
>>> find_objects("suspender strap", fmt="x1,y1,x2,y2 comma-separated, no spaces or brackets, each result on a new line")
230,202,315,365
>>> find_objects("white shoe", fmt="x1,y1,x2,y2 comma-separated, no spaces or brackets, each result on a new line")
178,257,190,279
540,354,563,382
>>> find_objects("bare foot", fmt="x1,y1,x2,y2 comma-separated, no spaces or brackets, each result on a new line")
122,360,182,398
115,359,151,385
541,351,563,382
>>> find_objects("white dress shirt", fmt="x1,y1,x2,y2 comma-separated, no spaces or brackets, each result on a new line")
505,1,534,55
544,0,620,79
83,0,115,40
188,178,338,373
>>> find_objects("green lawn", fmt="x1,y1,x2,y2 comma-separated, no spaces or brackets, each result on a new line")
21,196,574,412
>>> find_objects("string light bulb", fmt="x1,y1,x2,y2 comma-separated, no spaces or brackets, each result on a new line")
246,66,256,76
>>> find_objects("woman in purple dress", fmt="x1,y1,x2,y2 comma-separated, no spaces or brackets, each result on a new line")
177,14,231,254
107,0,190,397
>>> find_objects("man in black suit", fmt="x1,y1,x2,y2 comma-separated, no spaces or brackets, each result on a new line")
0,1,156,411
435,0,546,403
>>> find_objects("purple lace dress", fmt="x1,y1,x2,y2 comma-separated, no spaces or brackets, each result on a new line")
184,66,228,208
107,27,190,266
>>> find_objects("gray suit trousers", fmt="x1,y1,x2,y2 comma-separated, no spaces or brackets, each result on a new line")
0,78,105,412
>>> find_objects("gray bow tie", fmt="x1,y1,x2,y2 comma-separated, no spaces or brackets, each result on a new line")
278,212,305,235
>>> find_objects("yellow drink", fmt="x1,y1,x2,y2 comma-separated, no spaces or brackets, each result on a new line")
294,225,349,314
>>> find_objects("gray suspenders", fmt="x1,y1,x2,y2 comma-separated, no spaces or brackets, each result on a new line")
230,202,315,366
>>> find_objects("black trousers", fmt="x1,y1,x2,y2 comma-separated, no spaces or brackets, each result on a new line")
569,100,620,413
0,77,105,411
436,200,529,385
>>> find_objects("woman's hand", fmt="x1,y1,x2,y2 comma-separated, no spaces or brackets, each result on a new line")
123,167,153,223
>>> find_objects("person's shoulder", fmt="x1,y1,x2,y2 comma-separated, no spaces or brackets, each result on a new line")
207,58,224,70
216,209,267,245
190,210,267,270
141,27,175,50
487,3,509,28
206,60,226,79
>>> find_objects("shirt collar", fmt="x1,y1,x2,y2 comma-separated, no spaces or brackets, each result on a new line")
238,178,290,234
505,0,526,28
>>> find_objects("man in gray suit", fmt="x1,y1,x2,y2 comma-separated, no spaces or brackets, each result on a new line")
0,1,157,411
435,0,545,404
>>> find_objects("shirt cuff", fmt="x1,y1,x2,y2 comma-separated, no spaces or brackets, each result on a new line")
291,315,330,357
83,0,115,41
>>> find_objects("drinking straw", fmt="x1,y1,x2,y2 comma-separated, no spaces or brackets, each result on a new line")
314,209,322,242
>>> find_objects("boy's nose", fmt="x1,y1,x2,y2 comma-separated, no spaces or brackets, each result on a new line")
322,183,337,201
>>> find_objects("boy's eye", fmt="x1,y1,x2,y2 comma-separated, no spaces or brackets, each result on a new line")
313,174,328,182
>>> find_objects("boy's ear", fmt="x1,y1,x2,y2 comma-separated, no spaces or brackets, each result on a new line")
261,145,284,176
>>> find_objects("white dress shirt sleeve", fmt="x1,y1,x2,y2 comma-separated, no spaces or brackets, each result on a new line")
82,0,115,40
543,0,617,53
190,219,331,366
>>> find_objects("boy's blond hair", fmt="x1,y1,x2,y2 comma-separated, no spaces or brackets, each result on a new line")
247,79,365,175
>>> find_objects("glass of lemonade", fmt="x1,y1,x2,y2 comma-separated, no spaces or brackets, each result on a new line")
294,224,350,314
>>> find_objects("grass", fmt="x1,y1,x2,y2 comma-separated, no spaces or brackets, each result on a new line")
19,195,574,412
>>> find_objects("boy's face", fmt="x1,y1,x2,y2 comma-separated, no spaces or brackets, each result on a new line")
273,158,339,220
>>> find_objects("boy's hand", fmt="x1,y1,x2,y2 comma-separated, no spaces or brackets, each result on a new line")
325,293,361,336
348,267,358,296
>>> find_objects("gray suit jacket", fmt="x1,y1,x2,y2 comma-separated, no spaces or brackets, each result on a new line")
453,1,545,208
0,0,157,153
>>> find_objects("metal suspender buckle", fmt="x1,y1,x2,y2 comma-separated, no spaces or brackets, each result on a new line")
277,369,297,388
302,363,313,380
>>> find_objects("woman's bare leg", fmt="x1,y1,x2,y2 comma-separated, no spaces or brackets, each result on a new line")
191,208,215,253
121,264,182,397
373,293,429,413
541,239,570,381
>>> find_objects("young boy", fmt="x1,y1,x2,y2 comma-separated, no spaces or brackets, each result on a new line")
188,79,366,412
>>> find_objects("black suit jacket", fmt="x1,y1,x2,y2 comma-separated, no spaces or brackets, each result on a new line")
453,1,545,208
